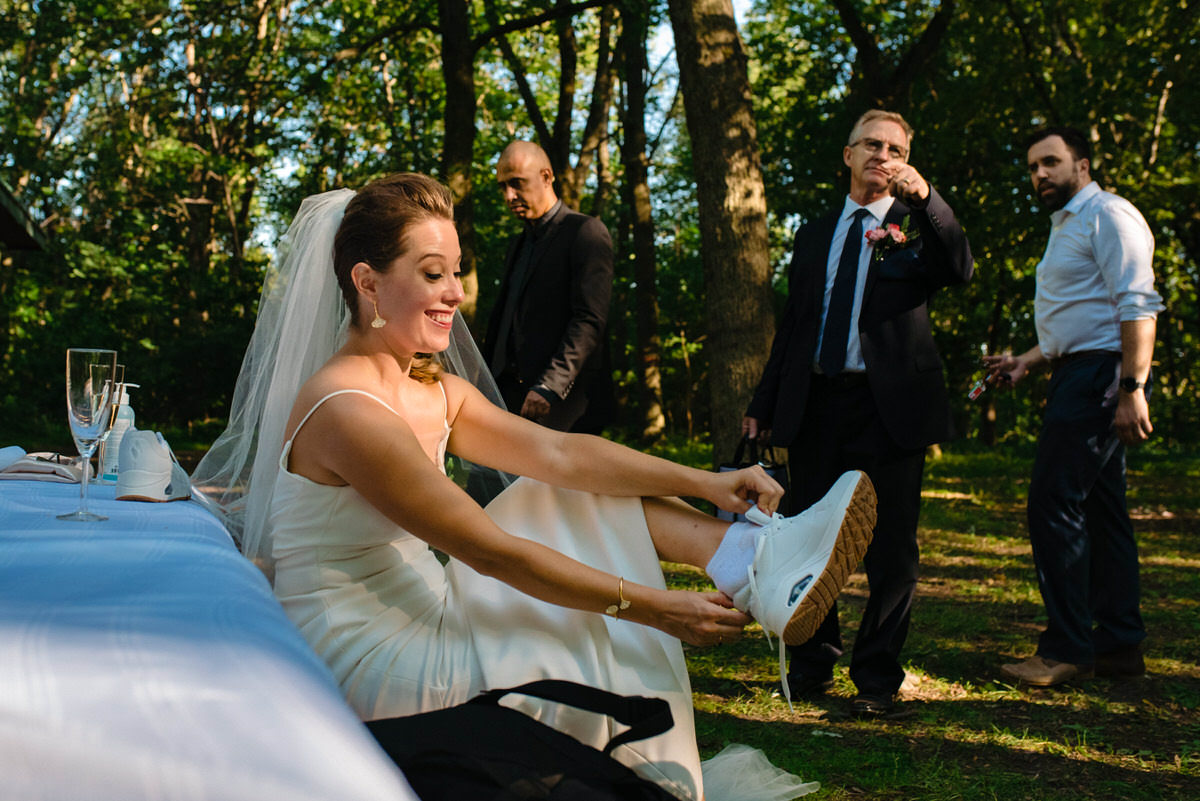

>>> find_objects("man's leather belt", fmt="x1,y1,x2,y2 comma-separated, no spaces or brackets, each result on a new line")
811,370,869,388
1048,350,1120,371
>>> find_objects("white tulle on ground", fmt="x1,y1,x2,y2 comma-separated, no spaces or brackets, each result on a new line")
702,744,820,800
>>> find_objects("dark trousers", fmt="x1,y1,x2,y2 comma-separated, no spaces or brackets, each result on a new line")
1029,354,1145,664
785,374,925,697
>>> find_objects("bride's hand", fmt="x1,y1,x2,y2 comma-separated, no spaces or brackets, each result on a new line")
707,465,784,519
652,589,753,647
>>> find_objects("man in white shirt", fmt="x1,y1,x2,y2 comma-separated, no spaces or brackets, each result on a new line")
986,126,1163,687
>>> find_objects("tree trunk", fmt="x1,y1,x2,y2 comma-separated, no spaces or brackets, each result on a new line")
439,0,480,326
551,2,579,185
593,126,615,218
666,0,774,465
565,5,616,210
619,1,665,441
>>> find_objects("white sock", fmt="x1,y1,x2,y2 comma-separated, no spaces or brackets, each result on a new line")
705,520,760,598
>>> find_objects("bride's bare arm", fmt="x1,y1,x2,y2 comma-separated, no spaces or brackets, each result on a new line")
290,391,751,646
442,374,783,517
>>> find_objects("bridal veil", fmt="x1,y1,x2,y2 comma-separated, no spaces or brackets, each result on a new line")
191,187,509,573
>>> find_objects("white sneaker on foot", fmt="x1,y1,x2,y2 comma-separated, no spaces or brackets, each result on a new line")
115,430,191,502
732,470,876,646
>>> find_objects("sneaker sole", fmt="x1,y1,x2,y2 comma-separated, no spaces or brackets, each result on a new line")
781,472,877,646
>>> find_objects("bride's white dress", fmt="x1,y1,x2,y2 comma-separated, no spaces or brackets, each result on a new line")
269,389,703,799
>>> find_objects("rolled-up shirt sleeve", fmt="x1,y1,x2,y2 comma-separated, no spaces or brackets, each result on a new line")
1092,196,1163,321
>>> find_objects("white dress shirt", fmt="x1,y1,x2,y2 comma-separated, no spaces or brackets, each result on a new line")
814,195,896,372
1034,181,1162,359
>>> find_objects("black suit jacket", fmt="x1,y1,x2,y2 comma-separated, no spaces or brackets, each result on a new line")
746,189,973,451
483,203,614,427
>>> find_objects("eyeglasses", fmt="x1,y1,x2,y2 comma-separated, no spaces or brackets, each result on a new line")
851,138,909,161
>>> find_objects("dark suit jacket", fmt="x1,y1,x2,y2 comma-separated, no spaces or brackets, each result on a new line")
483,203,614,428
746,189,973,451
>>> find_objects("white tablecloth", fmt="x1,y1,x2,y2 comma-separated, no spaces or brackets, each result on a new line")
0,480,417,801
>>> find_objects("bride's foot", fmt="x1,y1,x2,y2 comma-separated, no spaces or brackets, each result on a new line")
732,471,876,645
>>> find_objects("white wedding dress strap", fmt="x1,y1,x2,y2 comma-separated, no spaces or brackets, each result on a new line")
280,386,450,468
290,389,401,442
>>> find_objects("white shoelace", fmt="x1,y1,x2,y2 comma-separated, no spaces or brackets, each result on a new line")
742,519,795,710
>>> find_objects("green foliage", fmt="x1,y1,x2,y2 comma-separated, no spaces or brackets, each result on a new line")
744,0,1200,450
1,0,1198,451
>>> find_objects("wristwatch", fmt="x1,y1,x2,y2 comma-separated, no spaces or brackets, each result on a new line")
530,384,557,403
1119,377,1144,393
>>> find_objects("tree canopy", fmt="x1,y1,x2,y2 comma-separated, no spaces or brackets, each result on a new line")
2,0,1197,452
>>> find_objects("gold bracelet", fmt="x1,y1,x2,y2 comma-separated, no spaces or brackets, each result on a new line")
605,577,632,619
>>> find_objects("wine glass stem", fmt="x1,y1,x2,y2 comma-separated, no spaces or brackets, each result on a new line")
78,446,94,514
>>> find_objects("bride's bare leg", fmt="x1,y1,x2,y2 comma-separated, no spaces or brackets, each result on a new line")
640,496,732,568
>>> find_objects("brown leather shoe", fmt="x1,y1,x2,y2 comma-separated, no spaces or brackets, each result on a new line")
1096,644,1146,678
1000,655,1094,687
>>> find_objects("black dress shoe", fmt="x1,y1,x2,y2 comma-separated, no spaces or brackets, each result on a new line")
1095,644,1146,678
850,693,896,718
788,674,834,698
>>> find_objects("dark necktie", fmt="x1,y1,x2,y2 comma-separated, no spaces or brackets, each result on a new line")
818,208,870,376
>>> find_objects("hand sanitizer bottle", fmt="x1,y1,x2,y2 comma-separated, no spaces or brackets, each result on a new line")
100,383,139,482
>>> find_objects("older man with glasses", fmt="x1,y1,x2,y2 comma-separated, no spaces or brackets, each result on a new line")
744,109,974,718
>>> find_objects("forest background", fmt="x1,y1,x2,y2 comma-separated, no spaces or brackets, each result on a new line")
1,0,1197,463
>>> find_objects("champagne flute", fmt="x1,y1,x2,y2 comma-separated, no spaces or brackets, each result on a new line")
57,348,118,521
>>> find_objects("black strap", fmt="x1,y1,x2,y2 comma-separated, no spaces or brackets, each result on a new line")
470,680,674,756
734,435,781,469
731,434,760,468
758,442,780,468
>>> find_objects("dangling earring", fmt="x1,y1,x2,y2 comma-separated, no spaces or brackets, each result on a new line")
371,300,387,329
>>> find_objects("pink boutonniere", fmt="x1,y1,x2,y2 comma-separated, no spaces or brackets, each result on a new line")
865,221,918,260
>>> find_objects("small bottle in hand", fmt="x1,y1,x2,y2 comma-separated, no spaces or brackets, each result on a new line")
968,345,1010,400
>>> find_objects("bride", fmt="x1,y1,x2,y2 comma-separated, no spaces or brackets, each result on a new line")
193,173,875,801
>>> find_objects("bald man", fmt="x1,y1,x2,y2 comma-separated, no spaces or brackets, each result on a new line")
482,141,615,432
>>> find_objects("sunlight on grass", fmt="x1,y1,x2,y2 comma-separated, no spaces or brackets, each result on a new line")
673,450,1200,800
1143,554,1200,569
921,488,980,501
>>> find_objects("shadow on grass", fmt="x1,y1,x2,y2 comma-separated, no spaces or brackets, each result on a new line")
693,699,1200,801
677,448,1199,800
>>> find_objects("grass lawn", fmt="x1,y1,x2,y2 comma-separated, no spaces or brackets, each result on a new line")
664,449,1199,800
13,421,1195,798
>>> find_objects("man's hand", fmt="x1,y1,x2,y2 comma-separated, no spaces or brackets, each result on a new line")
520,390,552,421
983,352,1029,386
888,164,931,205
1114,389,1153,446
742,416,770,444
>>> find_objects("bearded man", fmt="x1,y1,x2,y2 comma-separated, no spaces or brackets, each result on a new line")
987,126,1163,687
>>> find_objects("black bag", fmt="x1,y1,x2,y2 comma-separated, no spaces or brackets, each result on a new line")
716,435,790,522
366,679,680,800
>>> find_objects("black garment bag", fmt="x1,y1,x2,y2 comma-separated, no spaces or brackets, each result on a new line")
366,679,681,800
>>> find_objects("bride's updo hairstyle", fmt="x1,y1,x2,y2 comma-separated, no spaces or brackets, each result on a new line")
334,172,455,383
